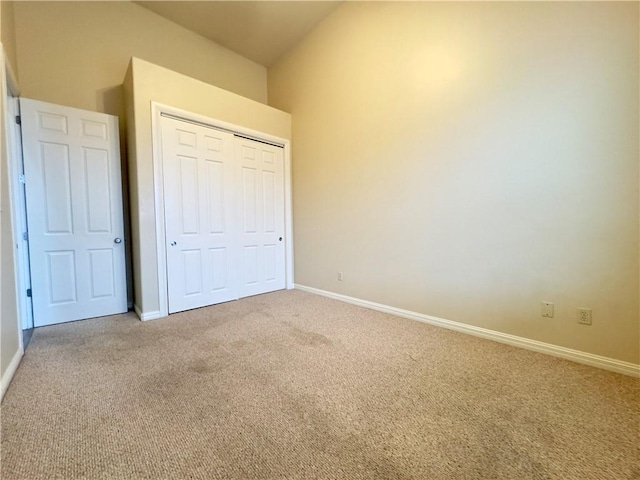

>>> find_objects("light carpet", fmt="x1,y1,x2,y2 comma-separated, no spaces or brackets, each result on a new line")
1,290,638,479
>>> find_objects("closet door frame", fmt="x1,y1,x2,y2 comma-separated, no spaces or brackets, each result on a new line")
151,102,293,319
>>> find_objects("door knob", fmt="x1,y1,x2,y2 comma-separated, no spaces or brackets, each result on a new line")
279,237,283,242
170,241,177,247
114,237,122,244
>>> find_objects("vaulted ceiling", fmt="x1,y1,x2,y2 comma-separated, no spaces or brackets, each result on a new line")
135,1,342,67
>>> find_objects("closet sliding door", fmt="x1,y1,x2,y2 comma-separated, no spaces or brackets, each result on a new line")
236,138,286,298
160,115,286,314
161,117,237,314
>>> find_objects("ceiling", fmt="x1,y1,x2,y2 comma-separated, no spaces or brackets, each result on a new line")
135,1,342,67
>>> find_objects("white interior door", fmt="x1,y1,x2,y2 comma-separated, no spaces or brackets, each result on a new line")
236,137,286,298
161,116,237,314
161,115,287,314
21,98,127,327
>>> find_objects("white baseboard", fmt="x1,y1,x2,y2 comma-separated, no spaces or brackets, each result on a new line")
1,344,24,401
133,304,162,322
295,284,640,378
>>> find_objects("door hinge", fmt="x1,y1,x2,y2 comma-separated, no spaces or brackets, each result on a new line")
23,231,28,241
18,174,25,184
15,115,21,125
26,288,32,298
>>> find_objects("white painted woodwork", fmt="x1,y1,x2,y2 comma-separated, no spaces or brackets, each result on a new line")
6,93,34,330
295,284,640,378
235,138,286,298
20,98,127,327
161,117,237,313
160,115,286,314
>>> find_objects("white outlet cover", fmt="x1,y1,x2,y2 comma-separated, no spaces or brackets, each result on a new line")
578,308,592,325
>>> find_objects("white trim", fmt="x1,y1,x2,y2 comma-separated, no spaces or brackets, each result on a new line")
0,343,23,401
283,140,294,290
151,102,294,318
133,303,161,322
150,103,168,318
7,92,32,332
295,284,640,378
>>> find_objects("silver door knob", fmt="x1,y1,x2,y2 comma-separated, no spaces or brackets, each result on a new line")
170,241,177,246
114,238,122,244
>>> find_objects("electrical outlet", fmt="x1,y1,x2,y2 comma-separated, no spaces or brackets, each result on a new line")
541,301,554,318
337,272,343,281
577,308,592,325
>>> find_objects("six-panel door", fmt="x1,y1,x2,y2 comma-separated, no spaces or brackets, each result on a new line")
236,138,286,298
21,98,127,327
161,116,286,314
162,117,238,313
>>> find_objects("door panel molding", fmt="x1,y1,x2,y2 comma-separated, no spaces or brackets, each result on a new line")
162,117,238,313
235,137,286,299
21,98,127,326
150,102,294,319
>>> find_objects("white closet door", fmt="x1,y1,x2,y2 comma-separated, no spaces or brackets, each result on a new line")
236,137,286,298
21,98,127,327
161,116,237,314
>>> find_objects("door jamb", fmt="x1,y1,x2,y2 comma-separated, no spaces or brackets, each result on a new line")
151,102,294,319
9,95,32,331
3,50,32,335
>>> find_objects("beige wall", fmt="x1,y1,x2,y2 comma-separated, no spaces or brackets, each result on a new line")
11,1,272,310
1,1,17,75
268,2,639,363
13,1,267,114
0,48,21,387
127,58,291,316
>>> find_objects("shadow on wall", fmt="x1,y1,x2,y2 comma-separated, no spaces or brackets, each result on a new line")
97,85,124,118
97,84,134,309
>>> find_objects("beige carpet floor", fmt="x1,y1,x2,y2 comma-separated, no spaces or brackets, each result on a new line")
1,290,638,479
